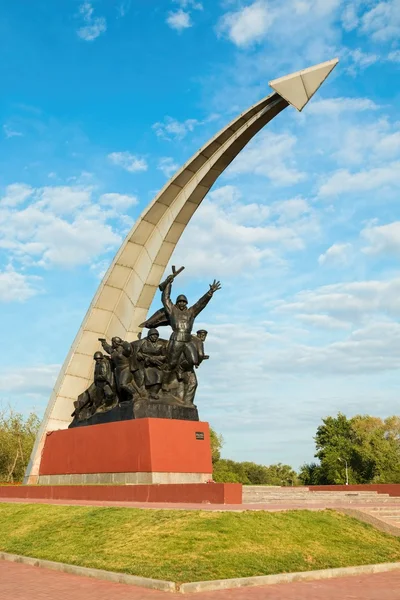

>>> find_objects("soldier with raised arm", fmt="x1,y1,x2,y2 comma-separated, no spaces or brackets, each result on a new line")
160,272,221,385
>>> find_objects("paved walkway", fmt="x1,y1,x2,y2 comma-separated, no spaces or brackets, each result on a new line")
1,561,399,599
3,496,400,512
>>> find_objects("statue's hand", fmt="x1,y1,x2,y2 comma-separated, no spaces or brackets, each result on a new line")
209,280,221,294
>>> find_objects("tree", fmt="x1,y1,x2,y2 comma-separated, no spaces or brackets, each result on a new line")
213,459,250,484
298,462,324,485
301,413,400,485
314,413,355,484
263,463,299,486
209,427,224,463
0,407,40,483
209,426,299,485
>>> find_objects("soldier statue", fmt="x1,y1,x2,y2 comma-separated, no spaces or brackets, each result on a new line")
179,329,209,406
70,267,220,425
140,267,220,389
136,328,167,399
71,351,116,421
98,336,136,402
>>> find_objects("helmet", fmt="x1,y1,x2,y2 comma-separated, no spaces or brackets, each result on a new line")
197,329,208,335
93,351,103,360
148,328,159,337
176,294,188,304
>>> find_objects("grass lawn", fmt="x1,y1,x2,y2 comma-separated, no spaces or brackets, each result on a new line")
0,504,399,582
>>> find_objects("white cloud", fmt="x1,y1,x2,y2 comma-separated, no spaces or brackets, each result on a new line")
343,48,380,75
0,184,126,269
153,116,199,141
172,185,318,277
117,1,131,18
99,193,138,211
361,0,400,42
262,321,400,375
30,216,119,269
227,130,306,186
275,277,400,323
1,184,33,207
108,151,148,172
3,124,23,138
362,221,400,257
0,364,59,394
318,243,353,266
77,1,107,41
388,50,400,62
217,0,342,54
319,161,400,197
330,119,400,166
307,97,379,116
271,198,312,222
36,186,92,215
158,157,179,178
295,313,351,330
166,0,203,31
166,9,192,31
0,266,41,302
341,3,359,31
174,0,203,9
217,0,274,47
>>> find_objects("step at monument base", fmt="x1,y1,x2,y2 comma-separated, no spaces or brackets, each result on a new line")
37,472,211,485
0,483,242,504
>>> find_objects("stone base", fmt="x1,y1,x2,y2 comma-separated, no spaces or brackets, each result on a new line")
69,399,199,428
39,418,212,479
133,399,199,421
0,483,243,504
37,472,211,485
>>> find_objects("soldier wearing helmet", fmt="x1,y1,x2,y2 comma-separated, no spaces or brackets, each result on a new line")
160,272,221,386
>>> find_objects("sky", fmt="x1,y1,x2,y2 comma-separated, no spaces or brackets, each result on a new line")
1,0,400,470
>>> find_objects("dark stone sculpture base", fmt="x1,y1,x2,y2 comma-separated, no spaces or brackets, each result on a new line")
69,399,199,428
133,399,199,421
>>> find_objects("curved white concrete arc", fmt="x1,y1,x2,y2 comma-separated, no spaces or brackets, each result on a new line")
25,60,338,483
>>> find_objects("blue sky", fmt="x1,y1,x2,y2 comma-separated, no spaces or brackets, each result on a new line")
1,0,400,469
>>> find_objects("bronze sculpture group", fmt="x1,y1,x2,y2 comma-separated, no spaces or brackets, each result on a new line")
71,267,220,423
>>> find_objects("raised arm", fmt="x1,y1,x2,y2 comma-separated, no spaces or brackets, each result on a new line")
190,280,221,318
99,338,113,355
161,275,174,313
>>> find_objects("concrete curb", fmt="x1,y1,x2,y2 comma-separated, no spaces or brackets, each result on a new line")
2,551,400,594
178,562,400,593
0,551,176,592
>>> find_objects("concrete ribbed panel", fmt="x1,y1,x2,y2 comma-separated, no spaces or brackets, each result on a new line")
25,92,289,483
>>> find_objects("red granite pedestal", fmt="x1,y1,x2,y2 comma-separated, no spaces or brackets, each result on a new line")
39,418,213,484
9,418,242,504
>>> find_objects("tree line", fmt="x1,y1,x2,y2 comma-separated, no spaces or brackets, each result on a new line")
299,413,400,485
210,429,299,485
210,413,400,486
0,408,40,483
1,409,399,485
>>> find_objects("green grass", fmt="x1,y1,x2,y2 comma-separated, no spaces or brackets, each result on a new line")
0,504,399,582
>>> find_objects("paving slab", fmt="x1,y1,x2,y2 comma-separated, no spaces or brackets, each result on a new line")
1,560,400,599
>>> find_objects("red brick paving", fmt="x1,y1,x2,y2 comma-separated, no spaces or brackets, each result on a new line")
1,561,400,599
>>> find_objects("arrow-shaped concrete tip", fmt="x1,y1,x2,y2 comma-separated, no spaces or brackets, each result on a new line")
268,58,339,112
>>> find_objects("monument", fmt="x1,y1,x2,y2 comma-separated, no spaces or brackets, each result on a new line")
21,59,339,502
69,266,220,427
